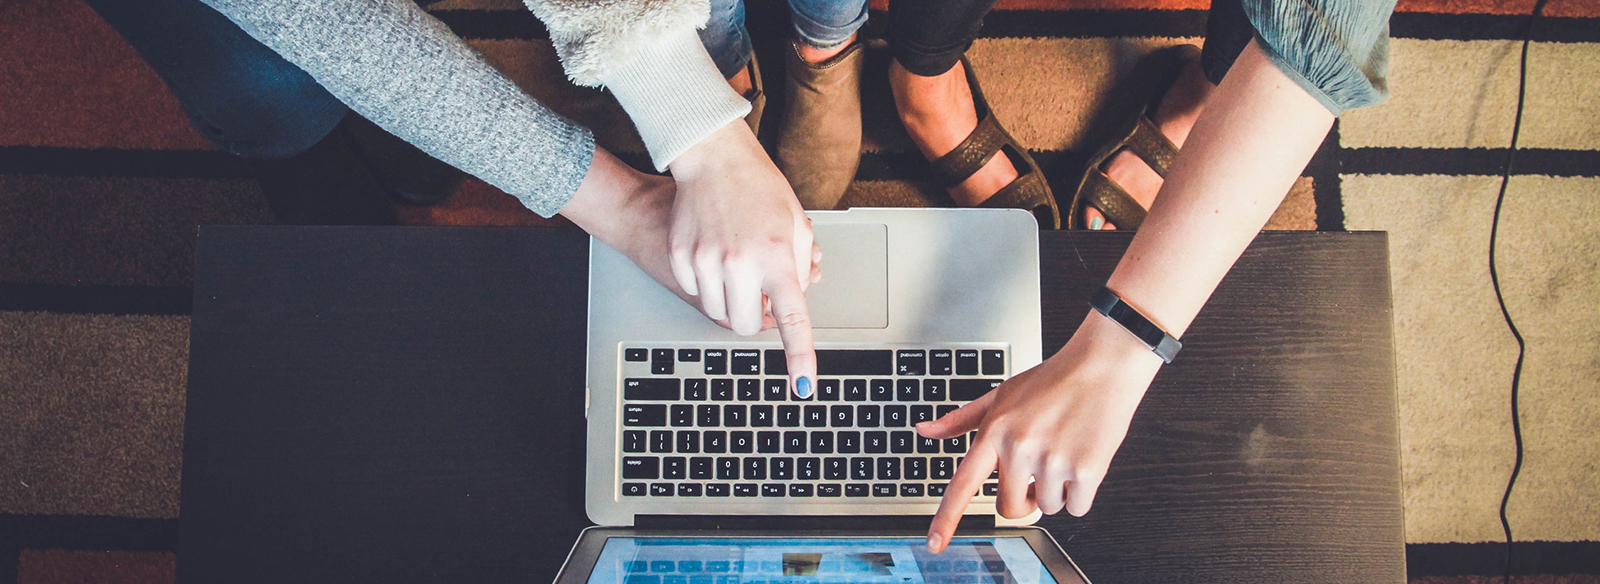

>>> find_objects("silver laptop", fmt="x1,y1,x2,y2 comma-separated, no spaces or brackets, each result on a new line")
585,207,1044,527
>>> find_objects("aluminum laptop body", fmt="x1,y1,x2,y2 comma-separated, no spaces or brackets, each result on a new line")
585,208,1043,527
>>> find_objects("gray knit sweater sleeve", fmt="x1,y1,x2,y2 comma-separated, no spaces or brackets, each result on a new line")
201,0,594,217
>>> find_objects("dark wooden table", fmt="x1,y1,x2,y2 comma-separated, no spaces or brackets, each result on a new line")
182,226,1403,583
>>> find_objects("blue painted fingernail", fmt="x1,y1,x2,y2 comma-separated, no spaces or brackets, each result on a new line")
1089,216,1104,230
795,376,813,399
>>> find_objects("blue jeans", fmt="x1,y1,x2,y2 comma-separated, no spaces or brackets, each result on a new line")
84,0,348,158
700,0,869,78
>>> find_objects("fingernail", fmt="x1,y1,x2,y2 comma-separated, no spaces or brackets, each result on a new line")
927,533,943,552
795,376,813,399
1089,216,1104,230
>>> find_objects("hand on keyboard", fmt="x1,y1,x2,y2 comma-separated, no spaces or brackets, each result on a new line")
664,121,821,397
918,312,1165,553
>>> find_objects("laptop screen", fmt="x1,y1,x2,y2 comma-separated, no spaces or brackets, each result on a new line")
588,536,1058,584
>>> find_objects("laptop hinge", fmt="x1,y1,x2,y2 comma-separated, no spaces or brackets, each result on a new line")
633,515,996,531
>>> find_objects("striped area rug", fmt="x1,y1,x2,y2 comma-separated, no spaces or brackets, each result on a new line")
2,0,1597,581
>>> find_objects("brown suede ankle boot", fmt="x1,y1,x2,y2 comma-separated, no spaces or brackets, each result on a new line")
775,40,864,210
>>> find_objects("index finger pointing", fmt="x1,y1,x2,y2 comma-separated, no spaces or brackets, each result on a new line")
763,274,817,399
928,439,997,553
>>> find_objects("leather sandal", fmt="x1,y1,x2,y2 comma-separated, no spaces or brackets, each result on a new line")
922,57,1059,229
1068,44,1199,230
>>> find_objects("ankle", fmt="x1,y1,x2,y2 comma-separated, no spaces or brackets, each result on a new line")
796,33,857,66
727,62,754,97
1150,61,1214,149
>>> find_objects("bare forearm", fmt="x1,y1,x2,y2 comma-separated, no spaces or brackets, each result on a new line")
1106,40,1335,337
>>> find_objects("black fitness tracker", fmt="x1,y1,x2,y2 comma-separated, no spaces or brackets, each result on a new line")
1089,286,1182,363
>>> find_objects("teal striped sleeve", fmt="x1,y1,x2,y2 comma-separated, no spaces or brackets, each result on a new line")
1242,0,1399,115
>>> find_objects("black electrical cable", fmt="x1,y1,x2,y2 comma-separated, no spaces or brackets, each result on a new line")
1492,1,1546,582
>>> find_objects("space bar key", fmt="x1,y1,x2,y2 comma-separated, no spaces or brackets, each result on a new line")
815,349,894,376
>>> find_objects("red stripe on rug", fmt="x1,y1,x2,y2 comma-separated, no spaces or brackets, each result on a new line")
0,0,211,150
18,550,175,584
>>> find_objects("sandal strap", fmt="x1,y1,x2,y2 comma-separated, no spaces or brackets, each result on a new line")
1082,169,1146,230
977,147,1060,228
1125,115,1179,179
928,113,1007,188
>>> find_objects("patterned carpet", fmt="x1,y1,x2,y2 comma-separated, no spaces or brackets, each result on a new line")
1,0,1596,581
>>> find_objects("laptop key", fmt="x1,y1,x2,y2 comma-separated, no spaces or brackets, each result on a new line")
749,405,773,427
923,379,947,402
896,350,926,376
837,431,861,454
816,349,893,375
625,348,648,362
685,379,708,400
873,483,897,497
761,484,784,497
932,457,954,480
729,431,753,453
864,431,887,453
624,404,666,427
734,483,757,497
870,380,893,401
949,379,1002,402
830,405,854,427
798,457,820,480
690,457,713,480
910,405,934,425
757,431,780,453
901,483,924,497
878,457,901,480
809,431,833,454
622,482,647,496
955,350,979,375
650,431,672,453
783,431,807,454
818,483,842,497
676,431,699,453
905,457,927,480
896,379,920,401
851,458,874,480
929,483,947,496
818,379,841,401
696,405,720,427
663,457,686,479
723,405,747,427
711,379,733,401
716,457,738,480
884,405,907,427
704,350,728,375
737,379,761,401
743,458,766,480
918,436,941,454
944,434,967,453
844,379,868,401
623,430,646,453
846,484,869,497
624,378,680,401
983,483,999,496
824,457,847,480
730,350,761,375
677,483,702,497
804,405,827,427
771,457,793,480
858,406,881,428
982,350,1005,375
650,483,673,496
702,431,727,453
777,405,800,427
764,379,788,401
763,350,787,377
891,431,915,453
706,483,730,497
670,405,693,427
930,350,954,375
651,349,675,375
790,484,814,497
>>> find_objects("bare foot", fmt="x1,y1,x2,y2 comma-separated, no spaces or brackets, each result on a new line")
890,59,1019,207
1085,59,1213,230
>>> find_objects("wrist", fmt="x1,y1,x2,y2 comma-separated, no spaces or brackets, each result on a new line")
666,121,751,178
1073,309,1168,373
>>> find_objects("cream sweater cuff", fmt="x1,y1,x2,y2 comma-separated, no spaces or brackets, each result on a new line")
597,28,751,171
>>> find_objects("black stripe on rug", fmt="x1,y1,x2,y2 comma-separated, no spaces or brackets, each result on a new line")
428,8,1600,43
0,146,250,179
1407,541,1600,577
1305,120,1345,232
0,283,192,316
1342,147,1600,177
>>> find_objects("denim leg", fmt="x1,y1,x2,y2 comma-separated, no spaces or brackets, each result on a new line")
887,0,999,77
83,0,348,158
1201,0,1255,86
699,0,753,79
788,0,868,50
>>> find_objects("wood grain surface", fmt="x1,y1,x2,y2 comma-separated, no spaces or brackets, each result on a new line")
182,227,1402,584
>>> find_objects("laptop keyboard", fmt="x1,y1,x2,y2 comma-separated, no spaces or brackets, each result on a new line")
617,346,1005,500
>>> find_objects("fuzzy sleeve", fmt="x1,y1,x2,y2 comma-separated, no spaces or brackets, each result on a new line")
526,0,751,170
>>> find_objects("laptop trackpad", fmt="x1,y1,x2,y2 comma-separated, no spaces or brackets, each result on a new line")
807,223,888,329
